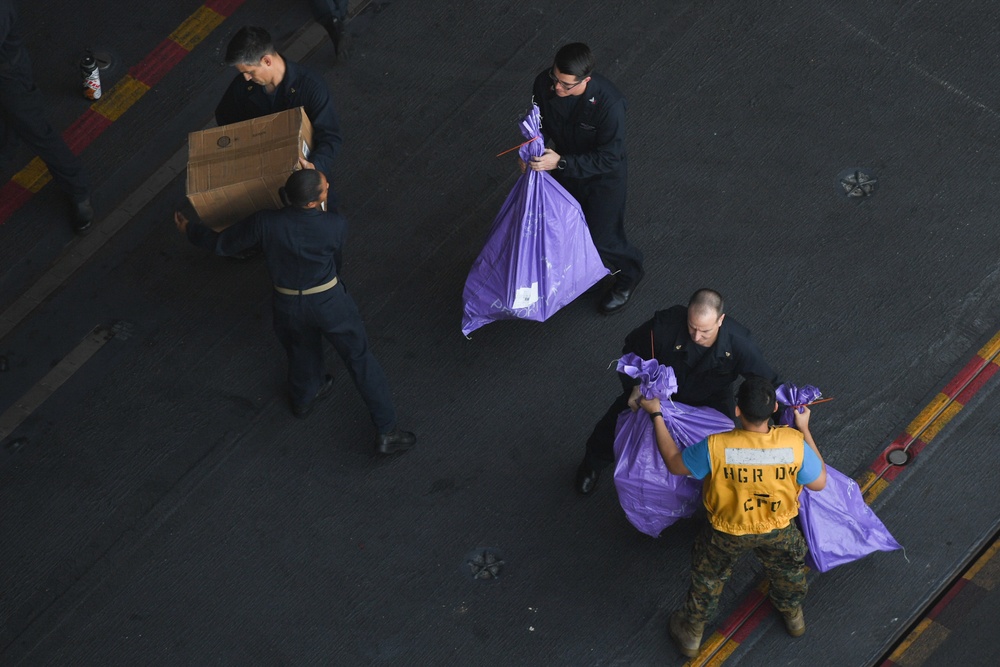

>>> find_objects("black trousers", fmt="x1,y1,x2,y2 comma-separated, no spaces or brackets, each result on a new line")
272,282,396,433
557,173,643,284
0,74,90,203
583,390,631,470
307,0,349,21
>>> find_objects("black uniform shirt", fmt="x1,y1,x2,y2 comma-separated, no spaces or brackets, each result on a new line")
214,58,343,179
187,205,347,292
531,69,627,181
620,305,779,416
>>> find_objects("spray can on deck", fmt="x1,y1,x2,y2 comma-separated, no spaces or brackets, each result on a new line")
81,51,102,100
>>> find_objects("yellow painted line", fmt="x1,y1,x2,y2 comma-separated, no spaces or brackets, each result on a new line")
863,476,891,504
918,401,963,442
170,6,226,51
11,157,52,192
905,393,950,439
963,539,1000,588
91,75,152,122
0,326,115,442
702,641,738,666
886,617,935,662
977,329,1000,360
687,631,727,666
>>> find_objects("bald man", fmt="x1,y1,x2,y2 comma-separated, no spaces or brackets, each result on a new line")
574,288,780,495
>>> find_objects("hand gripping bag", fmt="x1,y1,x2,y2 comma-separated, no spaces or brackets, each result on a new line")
613,353,735,537
777,382,903,571
461,105,608,336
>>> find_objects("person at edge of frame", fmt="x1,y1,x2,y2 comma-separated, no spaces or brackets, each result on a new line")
0,0,94,235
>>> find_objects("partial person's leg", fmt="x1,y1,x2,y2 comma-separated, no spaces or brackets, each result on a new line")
0,79,90,205
316,286,398,432
754,523,809,634
307,0,349,55
272,298,326,408
683,525,745,624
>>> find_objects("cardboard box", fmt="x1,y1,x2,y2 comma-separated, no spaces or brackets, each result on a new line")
186,107,313,230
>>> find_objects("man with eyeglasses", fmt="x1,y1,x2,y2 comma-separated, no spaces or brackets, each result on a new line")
529,42,644,314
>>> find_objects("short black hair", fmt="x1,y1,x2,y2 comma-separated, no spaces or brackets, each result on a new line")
224,27,275,66
553,43,595,79
688,288,724,318
279,169,324,208
737,375,775,424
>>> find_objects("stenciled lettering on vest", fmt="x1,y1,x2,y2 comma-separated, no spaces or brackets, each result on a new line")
723,465,797,483
743,493,782,513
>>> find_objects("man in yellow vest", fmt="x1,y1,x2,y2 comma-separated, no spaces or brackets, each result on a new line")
640,375,827,658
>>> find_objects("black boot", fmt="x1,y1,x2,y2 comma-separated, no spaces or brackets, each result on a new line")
322,17,348,59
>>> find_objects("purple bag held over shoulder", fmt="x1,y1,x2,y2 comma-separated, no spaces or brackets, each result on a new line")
778,383,903,572
613,354,735,537
461,105,608,337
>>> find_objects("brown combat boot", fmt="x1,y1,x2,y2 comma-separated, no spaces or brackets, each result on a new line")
668,610,705,658
782,606,806,637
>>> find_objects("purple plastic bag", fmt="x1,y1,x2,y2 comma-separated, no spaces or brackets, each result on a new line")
775,382,823,427
798,467,902,572
613,354,735,537
461,105,609,336
777,382,903,571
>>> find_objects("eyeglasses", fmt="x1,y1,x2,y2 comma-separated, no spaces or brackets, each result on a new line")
549,68,584,91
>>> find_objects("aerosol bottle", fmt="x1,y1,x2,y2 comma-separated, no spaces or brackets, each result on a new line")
81,51,102,100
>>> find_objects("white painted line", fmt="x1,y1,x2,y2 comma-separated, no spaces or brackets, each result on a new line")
0,325,116,442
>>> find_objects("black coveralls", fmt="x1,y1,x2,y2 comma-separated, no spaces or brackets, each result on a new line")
0,0,89,203
215,58,343,186
583,305,779,469
187,206,398,433
532,70,644,284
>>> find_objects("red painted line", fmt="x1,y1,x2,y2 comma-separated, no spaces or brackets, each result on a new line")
717,589,766,637
940,356,984,397
62,110,114,156
731,599,772,642
130,39,191,87
0,182,33,220
956,362,997,404
927,578,966,619
204,0,245,15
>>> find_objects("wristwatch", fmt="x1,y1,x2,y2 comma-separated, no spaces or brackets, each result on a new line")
557,158,567,170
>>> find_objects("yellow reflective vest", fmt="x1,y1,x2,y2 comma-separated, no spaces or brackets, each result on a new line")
702,427,805,536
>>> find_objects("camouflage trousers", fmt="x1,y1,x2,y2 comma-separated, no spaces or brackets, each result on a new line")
682,522,808,624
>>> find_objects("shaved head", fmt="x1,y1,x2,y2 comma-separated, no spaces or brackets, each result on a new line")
688,288,724,319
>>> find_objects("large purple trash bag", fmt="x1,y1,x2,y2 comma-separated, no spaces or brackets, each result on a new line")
778,382,903,572
613,354,735,537
461,105,609,336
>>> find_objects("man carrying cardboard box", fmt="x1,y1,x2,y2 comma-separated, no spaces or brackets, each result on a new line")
175,168,417,456
215,26,342,191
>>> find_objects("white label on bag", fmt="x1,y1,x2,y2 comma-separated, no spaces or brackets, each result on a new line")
512,283,539,309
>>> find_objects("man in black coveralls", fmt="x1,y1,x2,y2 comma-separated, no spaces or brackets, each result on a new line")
529,42,644,314
0,0,94,234
574,288,779,494
175,169,415,455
